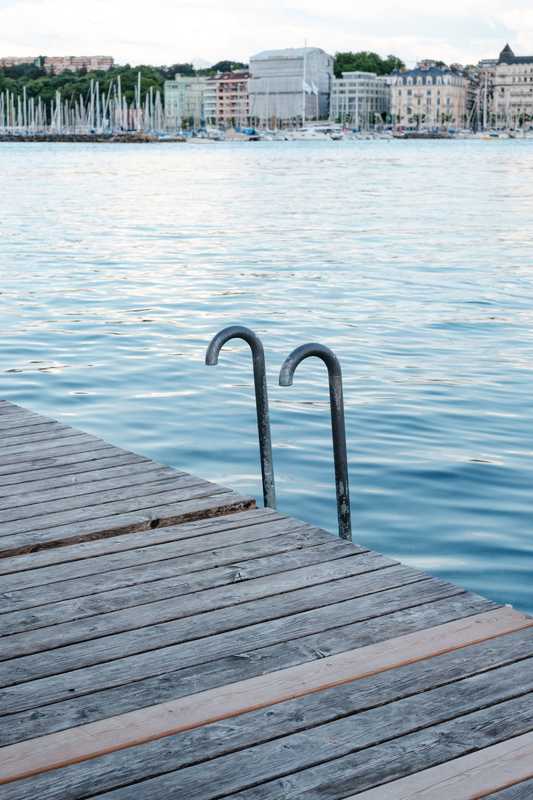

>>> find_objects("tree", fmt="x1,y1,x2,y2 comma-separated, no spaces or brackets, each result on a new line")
196,60,248,76
334,51,404,78
210,60,247,73
159,63,195,80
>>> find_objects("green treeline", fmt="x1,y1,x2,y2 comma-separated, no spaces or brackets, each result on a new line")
0,52,405,102
0,60,248,103
333,52,405,78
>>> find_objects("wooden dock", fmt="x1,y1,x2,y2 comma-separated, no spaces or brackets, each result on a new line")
1,400,532,799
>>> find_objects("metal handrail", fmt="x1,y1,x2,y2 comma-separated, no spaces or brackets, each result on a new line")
206,325,276,509
279,343,352,541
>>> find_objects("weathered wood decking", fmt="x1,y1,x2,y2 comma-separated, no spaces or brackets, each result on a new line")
1,400,532,799
0,400,254,557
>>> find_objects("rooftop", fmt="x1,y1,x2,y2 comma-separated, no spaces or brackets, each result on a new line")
393,65,464,80
498,44,533,65
250,47,328,61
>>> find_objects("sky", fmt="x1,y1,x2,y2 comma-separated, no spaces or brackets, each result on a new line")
1,0,533,68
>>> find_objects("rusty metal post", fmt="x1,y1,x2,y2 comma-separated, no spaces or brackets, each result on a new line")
206,325,276,509
279,343,352,541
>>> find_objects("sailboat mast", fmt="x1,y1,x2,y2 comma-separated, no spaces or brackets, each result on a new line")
302,45,307,126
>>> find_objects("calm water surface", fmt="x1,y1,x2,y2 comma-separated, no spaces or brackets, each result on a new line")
1,140,532,613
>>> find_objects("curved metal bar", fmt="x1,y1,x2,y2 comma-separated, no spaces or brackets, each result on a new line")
206,325,276,509
279,343,352,541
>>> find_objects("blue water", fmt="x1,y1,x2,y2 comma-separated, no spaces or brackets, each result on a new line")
1,140,532,613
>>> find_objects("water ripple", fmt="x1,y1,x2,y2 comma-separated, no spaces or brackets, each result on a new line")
1,139,532,613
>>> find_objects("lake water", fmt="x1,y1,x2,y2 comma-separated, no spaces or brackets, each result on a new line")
1,139,532,614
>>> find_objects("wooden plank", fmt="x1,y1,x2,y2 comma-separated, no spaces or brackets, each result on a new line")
0,591,495,746
0,508,275,574
0,541,361,638
0,427,89,451
0,582,477,720
1,612,530,788
0,416,56,431
0,433,103,460
0,476,217,534
3,629,533,800
1,517,317,599
353,731,533,800
0,474,210,524
0,564,427,686
0,405,38,419
0,442,113,476
178,696,533,800
0,451,147,490
485,778,533,798
0,422,68,441
0,489,255,557
0,462,184,511
0,552,394,658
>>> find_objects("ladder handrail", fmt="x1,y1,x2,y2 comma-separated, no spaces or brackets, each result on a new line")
206,325,276,509
279,343,352,541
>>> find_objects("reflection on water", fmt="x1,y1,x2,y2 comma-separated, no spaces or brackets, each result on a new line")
1,139,532,613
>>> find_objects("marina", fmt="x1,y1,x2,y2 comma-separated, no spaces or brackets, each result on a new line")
0,399,532,797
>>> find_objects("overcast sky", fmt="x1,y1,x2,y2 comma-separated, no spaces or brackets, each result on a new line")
1,0,533,67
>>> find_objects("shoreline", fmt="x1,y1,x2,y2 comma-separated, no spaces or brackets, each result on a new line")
0,133,187,143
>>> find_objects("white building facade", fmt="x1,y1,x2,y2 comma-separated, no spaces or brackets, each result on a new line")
329,71,390,127
493,44,533,128
249,47,334,126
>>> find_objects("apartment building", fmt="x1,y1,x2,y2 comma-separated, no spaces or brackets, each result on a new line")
390,63,467,129
330,71,390,127
493,44,533,127
0,56,114,74
164,76,209,129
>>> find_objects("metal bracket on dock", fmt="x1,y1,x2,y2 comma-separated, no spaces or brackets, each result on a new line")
279,343,352,541
206,325,277,509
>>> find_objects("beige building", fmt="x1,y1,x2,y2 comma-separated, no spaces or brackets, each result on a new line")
390,63,467,129
493,44,533,128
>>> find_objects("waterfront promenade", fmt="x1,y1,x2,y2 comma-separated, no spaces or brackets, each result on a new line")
0,399,533,798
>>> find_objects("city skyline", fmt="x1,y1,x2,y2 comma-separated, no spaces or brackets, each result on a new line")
1,0,533,68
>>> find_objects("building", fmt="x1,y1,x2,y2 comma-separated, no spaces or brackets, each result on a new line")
0,56,36,69
215,71,250,127
43,56,113,74
164,76,209,129
390,63,467,129
493,44,533,128
0,55,114,74
203,77,218,126
329,71,390,128
203,71,250,127
249,47,334,126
